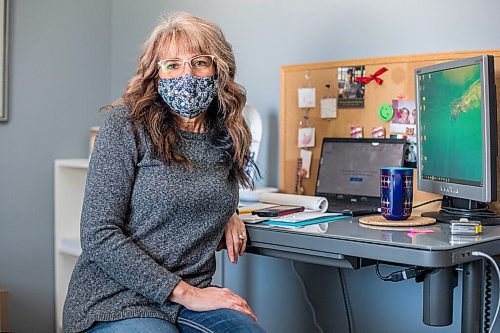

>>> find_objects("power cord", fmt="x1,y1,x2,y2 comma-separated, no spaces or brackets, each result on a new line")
376,261,429,282
291,261,325,333
413,199,442,209
412,198,498,219
471,251,500,333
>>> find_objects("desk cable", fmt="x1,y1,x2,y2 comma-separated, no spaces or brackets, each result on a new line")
412,199,442,209
291,261,325,333
376,261,430,282
471,251,500,333
413,199,497,218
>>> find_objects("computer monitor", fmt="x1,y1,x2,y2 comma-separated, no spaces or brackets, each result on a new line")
415,55,498,223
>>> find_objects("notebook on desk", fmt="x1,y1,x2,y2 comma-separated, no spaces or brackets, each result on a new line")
315,138,406,216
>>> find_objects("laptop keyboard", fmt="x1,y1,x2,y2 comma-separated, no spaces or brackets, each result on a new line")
325,196,380,213
327,202,379,212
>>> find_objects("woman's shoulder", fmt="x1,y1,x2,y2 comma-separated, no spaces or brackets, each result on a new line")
95,104,138,144
102,104,133,127
98,104,150,156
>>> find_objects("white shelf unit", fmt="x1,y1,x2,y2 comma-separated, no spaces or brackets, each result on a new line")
54,158,224,332
54,159,88,332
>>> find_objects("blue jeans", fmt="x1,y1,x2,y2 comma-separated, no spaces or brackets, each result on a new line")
86,317,179,333
177,308,265,333
86,308,266,333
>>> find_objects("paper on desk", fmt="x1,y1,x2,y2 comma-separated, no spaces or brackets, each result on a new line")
269,211,340,223
263,215,348,228
259,193,328,212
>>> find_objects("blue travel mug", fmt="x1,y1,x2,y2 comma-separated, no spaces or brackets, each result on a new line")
380,167,414,220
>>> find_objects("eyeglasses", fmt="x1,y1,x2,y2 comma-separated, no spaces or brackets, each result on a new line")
158,55,216,78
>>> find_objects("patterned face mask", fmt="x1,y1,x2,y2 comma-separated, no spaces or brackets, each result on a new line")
158,74,218,119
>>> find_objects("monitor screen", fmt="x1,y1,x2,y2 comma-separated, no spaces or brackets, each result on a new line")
419,63,483,186
316,139,405,198
415,55,497,203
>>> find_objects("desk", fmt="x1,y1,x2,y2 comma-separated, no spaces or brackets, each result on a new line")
245,218,500,333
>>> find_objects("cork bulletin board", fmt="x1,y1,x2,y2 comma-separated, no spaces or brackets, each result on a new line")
279,50,500,210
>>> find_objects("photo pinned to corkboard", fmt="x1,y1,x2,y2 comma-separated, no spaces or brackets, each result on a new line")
300,149,312,178
389,100,418,168
338,66,365,108
298,127,315,148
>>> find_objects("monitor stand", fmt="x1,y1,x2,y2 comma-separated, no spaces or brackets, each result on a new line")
421,195,500,225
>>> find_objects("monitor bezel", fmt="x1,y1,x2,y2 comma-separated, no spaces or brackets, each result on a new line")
415,55,497,202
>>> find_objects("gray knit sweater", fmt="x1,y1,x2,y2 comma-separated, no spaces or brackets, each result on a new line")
62,106,239,332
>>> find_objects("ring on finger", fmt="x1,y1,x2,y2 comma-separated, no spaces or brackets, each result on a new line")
238,234,245,241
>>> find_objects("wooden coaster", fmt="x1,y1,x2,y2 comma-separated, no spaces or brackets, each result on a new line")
359,215,436,227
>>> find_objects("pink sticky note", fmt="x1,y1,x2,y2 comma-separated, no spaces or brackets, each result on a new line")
407,228,434,237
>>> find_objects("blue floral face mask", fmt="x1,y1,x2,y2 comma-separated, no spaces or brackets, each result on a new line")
158,74,218,119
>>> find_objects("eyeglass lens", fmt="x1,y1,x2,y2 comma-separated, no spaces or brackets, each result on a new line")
159,55,214,78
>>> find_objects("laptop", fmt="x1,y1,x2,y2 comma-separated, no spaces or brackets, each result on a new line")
315,138,406,216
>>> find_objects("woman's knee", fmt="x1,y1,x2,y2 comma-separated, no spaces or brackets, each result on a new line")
178,308,266,333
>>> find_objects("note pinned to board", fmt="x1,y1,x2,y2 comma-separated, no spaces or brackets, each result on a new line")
320,98,337,119
298,88,316,108
298,127,315,148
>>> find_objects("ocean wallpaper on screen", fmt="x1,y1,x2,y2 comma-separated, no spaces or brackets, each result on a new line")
419,63,483,186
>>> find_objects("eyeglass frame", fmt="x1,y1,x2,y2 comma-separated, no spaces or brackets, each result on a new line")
157,54,216,77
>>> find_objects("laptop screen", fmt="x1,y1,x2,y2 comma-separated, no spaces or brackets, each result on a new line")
315,138,406,198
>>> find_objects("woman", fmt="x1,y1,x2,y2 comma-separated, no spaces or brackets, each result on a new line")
63,12,264,333
399,107,411,124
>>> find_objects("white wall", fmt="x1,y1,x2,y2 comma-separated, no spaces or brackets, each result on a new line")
0,1,111,332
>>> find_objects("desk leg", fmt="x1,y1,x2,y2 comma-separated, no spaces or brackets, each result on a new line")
423,267,457,326
462,260,483,333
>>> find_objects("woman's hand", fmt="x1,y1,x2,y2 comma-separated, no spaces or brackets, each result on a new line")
170,281,257,321
217,213,247,264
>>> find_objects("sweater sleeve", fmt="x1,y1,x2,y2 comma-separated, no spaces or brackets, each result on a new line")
80,107,181,305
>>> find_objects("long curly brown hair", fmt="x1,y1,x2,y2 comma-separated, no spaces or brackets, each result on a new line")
109,12,257,188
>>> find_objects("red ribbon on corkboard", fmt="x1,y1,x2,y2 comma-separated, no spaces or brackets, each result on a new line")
355,67,388,85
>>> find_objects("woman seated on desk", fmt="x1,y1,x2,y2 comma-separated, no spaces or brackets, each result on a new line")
63,12,264,333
